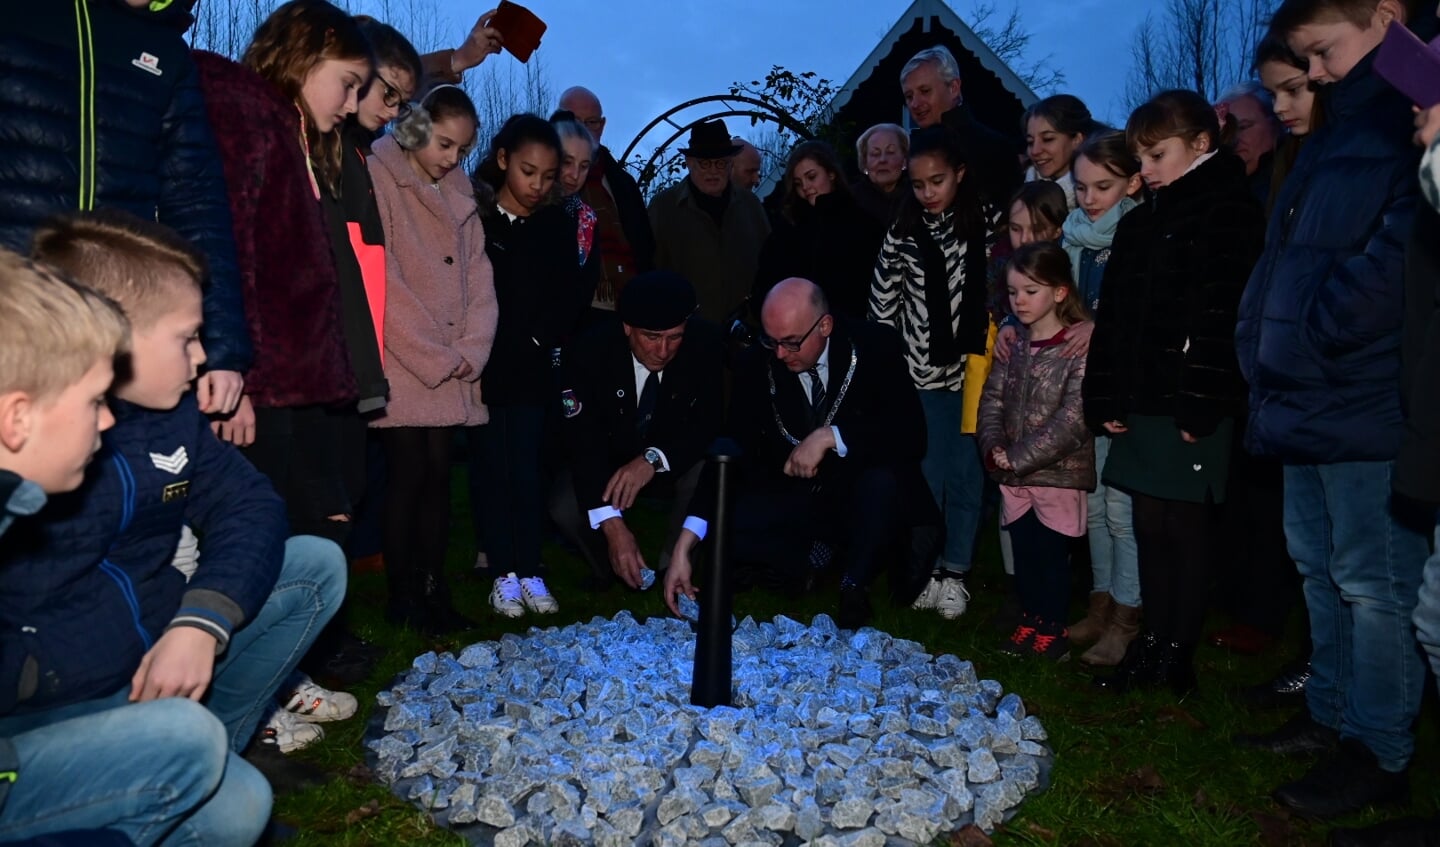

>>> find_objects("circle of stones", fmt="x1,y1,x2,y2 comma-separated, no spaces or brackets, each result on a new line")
367,611,1051,846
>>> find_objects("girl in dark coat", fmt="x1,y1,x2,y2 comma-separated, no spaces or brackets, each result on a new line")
753,140,884,320
473,114,589,619
1083,90,1266,696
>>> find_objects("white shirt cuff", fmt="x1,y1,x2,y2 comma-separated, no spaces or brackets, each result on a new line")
588,505,623,530
683,516,708,541
648,447,671,473
830,426,848,457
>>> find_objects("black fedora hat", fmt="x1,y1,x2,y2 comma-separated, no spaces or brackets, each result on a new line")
679,120,743,159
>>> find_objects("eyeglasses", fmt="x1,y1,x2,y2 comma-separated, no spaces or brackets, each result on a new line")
378,75,406,109
692,158,730,171
759,314,826,352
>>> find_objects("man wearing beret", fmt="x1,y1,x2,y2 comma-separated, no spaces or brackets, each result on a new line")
648,119,771,324
554,271,725,590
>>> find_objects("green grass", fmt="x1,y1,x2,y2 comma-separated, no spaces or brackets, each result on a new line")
277,474,1440,845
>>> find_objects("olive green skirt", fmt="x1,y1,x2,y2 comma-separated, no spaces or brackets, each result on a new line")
1102,414,1235,504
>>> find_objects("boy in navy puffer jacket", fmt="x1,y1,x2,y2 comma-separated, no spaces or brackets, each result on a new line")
0,212,347,843
0,246,240,846
1233,0,1428,821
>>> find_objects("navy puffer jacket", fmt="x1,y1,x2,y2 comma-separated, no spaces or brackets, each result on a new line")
0,0,252,374
1235,49,1420,464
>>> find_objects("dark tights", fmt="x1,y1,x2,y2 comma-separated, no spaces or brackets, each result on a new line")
1132,492,1216,644
380,427,453,614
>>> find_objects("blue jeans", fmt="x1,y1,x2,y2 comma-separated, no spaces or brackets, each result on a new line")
0,698,267,847
1086,437,1141,607
1284,462,1428,772
0,535,345,841
919,390,982,570
1411,509,1440,689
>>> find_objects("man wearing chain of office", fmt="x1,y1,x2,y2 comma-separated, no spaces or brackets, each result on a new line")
664,277,940,628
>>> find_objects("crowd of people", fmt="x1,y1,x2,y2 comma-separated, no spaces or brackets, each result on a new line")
1,0,1439,843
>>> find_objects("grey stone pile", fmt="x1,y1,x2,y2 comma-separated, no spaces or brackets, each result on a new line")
366,611,1051,845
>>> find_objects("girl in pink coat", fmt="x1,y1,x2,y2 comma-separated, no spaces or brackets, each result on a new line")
367,84,497,632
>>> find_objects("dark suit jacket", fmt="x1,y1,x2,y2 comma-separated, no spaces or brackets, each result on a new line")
560,318,724,514
689,320,926,524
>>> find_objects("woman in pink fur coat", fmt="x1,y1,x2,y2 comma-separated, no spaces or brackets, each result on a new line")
367,84,497,632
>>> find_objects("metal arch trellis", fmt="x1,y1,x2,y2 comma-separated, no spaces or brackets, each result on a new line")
620,93,815,191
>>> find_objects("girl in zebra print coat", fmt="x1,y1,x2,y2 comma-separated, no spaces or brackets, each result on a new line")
871,126,1003,619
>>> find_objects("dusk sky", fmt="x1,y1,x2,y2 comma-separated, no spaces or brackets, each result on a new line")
434,0,1151,154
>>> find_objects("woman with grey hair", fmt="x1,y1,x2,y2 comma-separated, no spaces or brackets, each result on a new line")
850,123,910,228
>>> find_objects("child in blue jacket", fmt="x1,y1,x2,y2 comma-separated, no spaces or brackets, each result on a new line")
0,212,347,842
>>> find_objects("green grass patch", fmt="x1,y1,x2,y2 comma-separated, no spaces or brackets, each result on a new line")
277,472,1440,846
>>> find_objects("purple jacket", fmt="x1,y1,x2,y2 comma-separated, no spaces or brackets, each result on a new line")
978,327,1095,490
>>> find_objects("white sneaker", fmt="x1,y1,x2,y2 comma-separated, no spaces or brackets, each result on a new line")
520,576,559,614
260,707,325,754
936,576,971,620
281,675,358,723
491,573,524,618
911,576,943,610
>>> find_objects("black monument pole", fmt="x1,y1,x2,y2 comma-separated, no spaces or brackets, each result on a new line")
690,438,740,707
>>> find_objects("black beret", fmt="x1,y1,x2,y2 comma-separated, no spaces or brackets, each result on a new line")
617,271,697,330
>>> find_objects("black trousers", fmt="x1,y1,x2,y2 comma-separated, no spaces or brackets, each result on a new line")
1214,450,1304,639
729,463,905,591
1133,492,1216,644
244,404,365,545
550,462,704,579
1006,509,1071,630
379,427,453,611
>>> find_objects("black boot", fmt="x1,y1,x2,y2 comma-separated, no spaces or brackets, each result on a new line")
422,571,478,635
1238,658,1312,709
1161,640,1198,697
1273,738,1408,819
1093,630,1163,693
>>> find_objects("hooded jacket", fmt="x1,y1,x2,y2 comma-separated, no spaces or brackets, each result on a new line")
1235,49,1420,464
0,0,251,375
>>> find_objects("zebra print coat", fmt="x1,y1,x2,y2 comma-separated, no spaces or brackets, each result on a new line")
870,205,1002,391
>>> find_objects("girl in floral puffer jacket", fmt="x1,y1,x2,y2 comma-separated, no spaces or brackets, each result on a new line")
978,242,1095,661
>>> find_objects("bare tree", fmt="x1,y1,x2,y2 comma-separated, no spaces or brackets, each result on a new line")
965,1,1066,94
1125,0,1278,107
187,0,271,57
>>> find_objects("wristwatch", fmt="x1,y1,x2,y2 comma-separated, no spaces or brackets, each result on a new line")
643,447,664,471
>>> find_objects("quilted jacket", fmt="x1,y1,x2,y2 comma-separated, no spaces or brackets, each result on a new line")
0,395,286,715
978,327,1095,490
0,0,251,374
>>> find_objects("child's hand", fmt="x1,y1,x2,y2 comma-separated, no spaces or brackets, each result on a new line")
990,446,1012,471
1180,430,1199,444
1103,421,1128,435
993,324,1019,363
1061,321,1094,358
453,360,475,380
211,395,256,447
1416,105,1440,150
129,627,217,703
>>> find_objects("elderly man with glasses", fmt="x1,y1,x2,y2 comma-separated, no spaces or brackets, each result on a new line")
648,119,771,323
663,278,941,628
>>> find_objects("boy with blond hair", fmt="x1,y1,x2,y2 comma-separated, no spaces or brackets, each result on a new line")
0,246,244,846
0,211,347,843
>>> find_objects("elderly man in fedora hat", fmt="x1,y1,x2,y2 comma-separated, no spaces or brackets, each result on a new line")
648,119,770,323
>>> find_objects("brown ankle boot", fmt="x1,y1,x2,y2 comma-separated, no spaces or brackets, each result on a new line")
1068,592,1113,644
1081,602,1141,666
